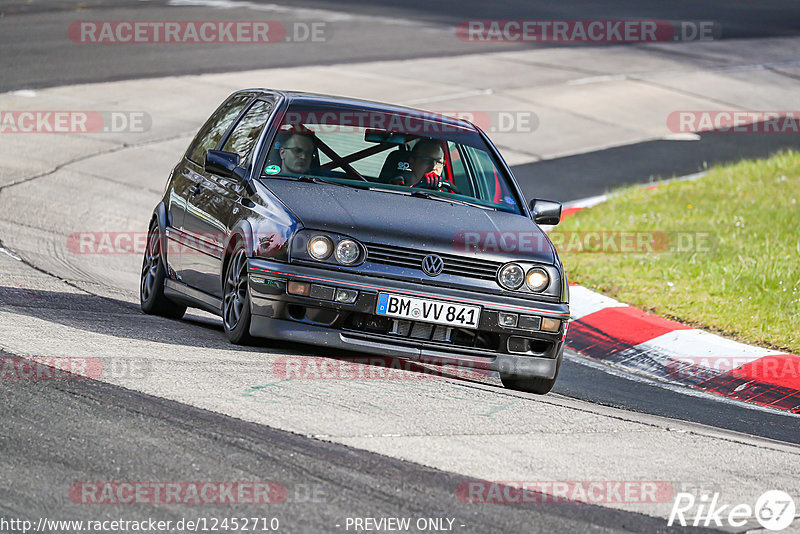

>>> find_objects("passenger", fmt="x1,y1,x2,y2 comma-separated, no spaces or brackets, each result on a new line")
392,138,447,189
278,133,316,174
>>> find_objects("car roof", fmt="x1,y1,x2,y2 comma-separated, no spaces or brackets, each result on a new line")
239,88,478,131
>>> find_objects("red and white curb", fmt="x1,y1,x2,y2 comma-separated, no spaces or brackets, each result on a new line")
565,284,800,414
558,176,800,414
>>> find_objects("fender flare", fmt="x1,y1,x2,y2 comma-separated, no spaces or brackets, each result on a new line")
152,201,169,263
221,219,255,291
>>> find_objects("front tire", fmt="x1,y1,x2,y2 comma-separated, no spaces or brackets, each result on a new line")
222,243,255,345
140,223,186,319
500,353,562,395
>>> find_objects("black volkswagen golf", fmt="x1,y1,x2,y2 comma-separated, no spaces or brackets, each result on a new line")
141,89,569,394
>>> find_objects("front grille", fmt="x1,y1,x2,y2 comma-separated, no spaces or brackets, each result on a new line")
364,242,501,281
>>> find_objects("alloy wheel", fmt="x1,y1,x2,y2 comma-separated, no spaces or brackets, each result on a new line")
223,249,249,331
141,230,161,303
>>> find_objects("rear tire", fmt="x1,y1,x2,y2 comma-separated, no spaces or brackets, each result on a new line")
140,223,186,319
222,242,256,345
500,353,562,395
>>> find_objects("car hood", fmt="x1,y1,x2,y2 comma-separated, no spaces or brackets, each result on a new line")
263,180,555,264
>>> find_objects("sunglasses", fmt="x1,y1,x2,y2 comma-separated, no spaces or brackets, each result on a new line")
416,155,446,167
283,146,312,156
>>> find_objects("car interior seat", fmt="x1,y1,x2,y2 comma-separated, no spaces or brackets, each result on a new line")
378,148,413,184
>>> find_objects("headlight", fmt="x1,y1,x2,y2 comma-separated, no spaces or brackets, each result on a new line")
526,267,549,292
308,235,333,260
335,239,360,265
498,263,524,290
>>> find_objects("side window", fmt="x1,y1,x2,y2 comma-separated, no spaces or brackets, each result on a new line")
448,142,474,196
186,94,251,165
465,146,514,207
222,100,274,164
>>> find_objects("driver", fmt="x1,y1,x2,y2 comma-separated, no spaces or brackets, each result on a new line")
279,132,316,174
392,138,450,190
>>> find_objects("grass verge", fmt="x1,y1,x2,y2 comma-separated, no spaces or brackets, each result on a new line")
557,150,800,353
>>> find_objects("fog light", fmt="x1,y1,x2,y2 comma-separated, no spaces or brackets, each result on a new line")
541,317,561,333
498,312,518,327
287,281,310,296
334,288,358,304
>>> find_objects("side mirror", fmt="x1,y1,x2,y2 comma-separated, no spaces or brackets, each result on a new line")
530,198,562,225
205,150,241,178
205,150,255,195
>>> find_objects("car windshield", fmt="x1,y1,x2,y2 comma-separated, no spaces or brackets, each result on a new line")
260,103,523,214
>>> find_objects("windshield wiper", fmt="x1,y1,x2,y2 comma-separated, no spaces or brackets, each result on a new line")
295,175,372,190
263,174,372,190
408,189,494,209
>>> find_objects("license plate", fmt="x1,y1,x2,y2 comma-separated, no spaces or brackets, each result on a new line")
376,293,481,328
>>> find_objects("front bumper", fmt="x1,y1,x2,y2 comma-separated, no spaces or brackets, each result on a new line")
247,259,569,378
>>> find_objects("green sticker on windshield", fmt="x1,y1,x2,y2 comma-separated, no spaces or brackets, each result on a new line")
264,165,280,175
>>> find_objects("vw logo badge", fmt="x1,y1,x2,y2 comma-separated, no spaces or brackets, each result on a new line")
421,254,444,277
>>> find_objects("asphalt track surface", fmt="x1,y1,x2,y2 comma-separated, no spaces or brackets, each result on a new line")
1,348,721,534
2,1,800,532
1,0,800,93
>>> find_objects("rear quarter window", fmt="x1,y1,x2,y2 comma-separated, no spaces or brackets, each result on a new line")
222,99,275,164
186,94,252,165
